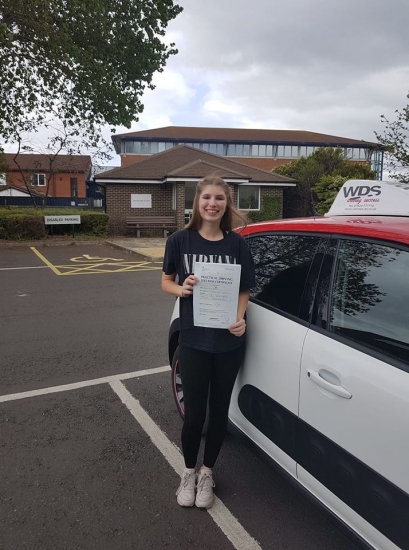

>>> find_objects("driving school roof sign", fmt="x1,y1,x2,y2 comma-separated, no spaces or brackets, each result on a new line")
326,180,409,217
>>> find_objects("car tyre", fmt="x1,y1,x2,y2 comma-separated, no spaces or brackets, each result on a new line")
171,345,185,419
171,344,208,434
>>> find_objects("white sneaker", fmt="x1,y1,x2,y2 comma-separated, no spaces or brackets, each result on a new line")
195,470,215,509
176,469,197,507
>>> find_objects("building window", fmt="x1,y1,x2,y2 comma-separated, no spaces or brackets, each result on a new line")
235,144,244,156
227,144,236,156
371,150,383,180
185,181,197,210
140,142,150,154
31,173,46,186
300,146,316,157
283,145,298,157
70,178,78,197
172,183,177,210
345,147,365,160
123,140,178,154
276,145,284,157
238,185,260,210
0,173,6,185
216,143,224,155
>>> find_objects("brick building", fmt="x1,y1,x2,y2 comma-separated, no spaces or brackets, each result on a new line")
0,153,92,199
95,145,295,233
112,126,384,180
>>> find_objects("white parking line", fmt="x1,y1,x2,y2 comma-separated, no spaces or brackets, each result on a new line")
111,380,262,550
0,366,170,403
0,266,49,270
0,366,262,549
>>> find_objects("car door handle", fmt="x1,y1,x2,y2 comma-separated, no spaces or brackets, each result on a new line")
307,369,352,399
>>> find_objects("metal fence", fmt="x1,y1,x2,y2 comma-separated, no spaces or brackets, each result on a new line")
0,197,104,208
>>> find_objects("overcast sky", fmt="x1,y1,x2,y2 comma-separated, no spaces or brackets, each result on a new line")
6,0,409,169
108,0,409,166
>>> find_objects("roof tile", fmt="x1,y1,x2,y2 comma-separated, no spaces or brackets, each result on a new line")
96,145,294,184
3,153,92,173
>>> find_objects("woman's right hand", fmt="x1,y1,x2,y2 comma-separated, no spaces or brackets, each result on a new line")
181,275,198,298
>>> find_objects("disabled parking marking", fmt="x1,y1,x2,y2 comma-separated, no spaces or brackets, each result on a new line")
71,255,123,262
30,247,63,275
30,248,162,275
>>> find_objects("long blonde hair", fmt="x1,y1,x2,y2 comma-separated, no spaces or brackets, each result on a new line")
185,176,247,232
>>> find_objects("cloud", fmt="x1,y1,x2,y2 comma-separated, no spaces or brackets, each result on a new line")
120,0,407,150
8,0,409,171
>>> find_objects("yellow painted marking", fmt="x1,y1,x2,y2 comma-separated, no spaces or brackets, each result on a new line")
30,247,62,275
57,260,162,275
29,249,161,276
71,255,123,262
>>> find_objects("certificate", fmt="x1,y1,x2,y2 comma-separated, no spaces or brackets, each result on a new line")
193,262,241,329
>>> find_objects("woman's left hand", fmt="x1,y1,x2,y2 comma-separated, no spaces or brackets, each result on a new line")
228,318,246,337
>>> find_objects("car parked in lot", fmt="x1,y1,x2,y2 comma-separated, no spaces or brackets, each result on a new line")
168,180,409,550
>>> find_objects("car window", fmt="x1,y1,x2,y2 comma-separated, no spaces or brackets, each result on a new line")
330,240,409,366
247,234,323,318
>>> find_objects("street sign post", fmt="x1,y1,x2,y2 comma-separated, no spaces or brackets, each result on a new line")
44,216,81,237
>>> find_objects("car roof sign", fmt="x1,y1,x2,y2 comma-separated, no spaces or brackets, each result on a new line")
326,179,409,217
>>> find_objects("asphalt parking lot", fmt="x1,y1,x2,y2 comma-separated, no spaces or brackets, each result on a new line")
0,244,360,550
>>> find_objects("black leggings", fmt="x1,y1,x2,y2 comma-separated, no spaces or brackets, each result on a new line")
179,344,245,469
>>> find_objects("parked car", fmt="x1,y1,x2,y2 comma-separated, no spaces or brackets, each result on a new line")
168,180,409,550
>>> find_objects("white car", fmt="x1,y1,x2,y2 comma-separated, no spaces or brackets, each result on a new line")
168,180,409,550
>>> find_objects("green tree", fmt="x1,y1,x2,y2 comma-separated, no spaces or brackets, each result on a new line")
0,0,182,141
312,175,349,215
375,93,409,183
274,148,375,217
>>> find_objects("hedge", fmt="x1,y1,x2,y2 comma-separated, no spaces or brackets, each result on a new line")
0,208,109,240
247,196,282,223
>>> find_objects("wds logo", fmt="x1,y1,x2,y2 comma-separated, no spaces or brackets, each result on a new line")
343,185,381,198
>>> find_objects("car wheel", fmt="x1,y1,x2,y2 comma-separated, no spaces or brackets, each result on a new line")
171,345,185,419
171,344,208,433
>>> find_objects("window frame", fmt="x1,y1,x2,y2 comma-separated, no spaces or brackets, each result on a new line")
172,183,177,210
237,185,260,211
0,172,6,185
31,173,46,186
311,235,409,374
246,231,328,323
70,177,78,198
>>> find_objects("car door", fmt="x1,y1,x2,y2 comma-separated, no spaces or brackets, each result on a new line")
229,232,327,477
298,237,409,550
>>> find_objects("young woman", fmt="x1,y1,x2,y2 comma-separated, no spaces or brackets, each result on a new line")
161,175,255,509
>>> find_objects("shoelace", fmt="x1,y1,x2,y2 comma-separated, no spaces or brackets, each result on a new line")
177,472,196,494
197,472,215,494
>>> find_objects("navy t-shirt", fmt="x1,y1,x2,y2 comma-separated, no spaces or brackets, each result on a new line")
163,228,255,352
